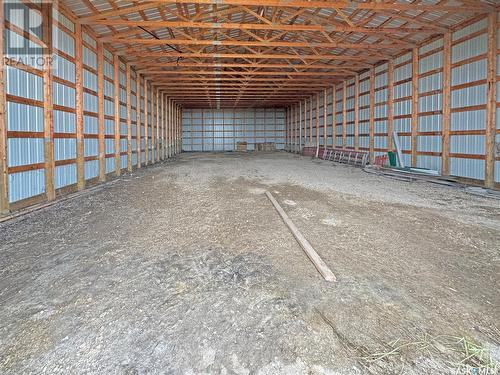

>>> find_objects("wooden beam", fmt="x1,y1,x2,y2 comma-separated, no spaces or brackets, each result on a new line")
82,19,439,35
411,47,419,167
442,33,451,176
42,3,55,201
265,191,336,282
114,55,121,176
104,37,407,51
0,3,8,213
78,0,485,22
485,12,498,188
369,67,375,163
121,51,378,62
138,62,358,71
143,70,350,77
75,22,85,190
126,64,132,171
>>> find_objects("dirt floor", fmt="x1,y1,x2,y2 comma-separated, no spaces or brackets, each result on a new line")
1,152,499,374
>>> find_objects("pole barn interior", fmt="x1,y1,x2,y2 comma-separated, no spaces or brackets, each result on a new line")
1,1,500,374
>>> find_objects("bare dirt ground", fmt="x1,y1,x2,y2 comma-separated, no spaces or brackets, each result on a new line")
0,152,499,375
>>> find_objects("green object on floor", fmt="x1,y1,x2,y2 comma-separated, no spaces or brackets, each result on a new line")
388,151,397,167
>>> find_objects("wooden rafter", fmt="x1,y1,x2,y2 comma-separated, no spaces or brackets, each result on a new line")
64,0,495,108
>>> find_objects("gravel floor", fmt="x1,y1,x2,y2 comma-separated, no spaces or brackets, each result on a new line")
1,152,499,374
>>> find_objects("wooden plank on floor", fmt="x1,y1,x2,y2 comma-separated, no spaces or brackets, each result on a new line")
265,191,336,282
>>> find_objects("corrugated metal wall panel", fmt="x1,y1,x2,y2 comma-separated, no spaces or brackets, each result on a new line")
7,102,43,132
182,109,285,152
8,170,45,203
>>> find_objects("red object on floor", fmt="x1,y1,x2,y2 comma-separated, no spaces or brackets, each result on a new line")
374,155,388,166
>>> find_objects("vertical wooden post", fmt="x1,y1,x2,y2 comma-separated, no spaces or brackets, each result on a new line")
178,105,181,154
166,97,170,158
309,96,313,144
114,55,121,176
173,104,176,155
323,88,327,147
75,22,85,190
332,85,336,148
295,103,299,152
387,60,394,152
144,80,149,164
291,105,294,152
485,12,498,188
354,73,359,150
42,3,55,200
169,99,173,157
176,105,179,154
316,93,320,145
168,98,171,157
0,3,9,213
442,33,452,176
97,42,105,181
136,74,142,168
156,89,160,161
342,81,347,148
369,67,375,163
164,94,167,158
160,93,164,160
285,107,290,151
126,64,132,171
300,99,304,152
170,99,174,157
151,87,156,162
315,93,320,156
411,47,419,167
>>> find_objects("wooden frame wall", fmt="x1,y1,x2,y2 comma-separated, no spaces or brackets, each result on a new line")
0,3,181,214
284,12,499,188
